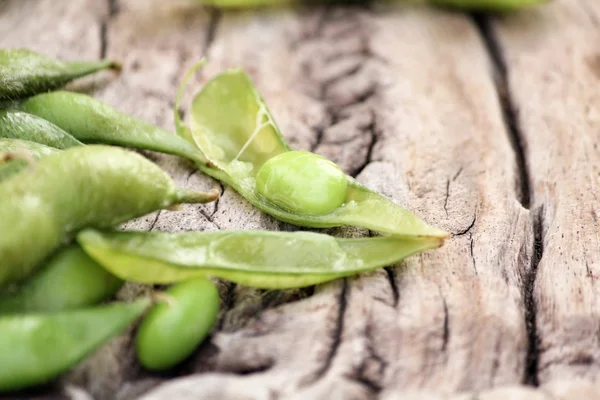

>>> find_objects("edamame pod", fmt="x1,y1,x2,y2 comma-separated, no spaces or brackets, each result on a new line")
0,110,83,149
0,138,58,181
0,145,219,287
0,298,150,392
17,91,208,164
136,278,220,371
177,68,447,239
77,229,443,289
0,245,123,314
0,49,120,101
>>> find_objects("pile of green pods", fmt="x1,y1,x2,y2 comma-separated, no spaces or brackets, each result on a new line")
0,48,447,392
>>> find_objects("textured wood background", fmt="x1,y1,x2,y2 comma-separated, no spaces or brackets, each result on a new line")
2,0,600,399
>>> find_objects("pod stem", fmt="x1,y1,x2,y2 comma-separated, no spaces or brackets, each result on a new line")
174,188,220,204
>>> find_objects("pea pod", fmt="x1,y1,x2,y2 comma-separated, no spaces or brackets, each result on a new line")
136,278,220,371
0,145,219,288
0,298,150,392
0,138,59,181
0,110,83,149
176,67,447,239
77,229,442,289
0,49,120,101
17,91,208,165
0,245,124,314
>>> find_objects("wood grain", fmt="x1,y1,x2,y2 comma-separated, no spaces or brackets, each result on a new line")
491,0,600,384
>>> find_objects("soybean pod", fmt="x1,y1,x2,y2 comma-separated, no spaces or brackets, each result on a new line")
77,229,443,289
0,49,120,101
17,91,208,165
0,110,83,149
0,245,123,314
0,145,219,287
0,298,150,392
177,67,447,239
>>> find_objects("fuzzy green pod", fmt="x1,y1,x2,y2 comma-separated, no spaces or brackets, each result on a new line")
0,245,124,314
0,110,83,149
256,151,348,215
0,298,150,392
18,91,207,164
135,279,220,371
0,49,120,101
0,145,219,288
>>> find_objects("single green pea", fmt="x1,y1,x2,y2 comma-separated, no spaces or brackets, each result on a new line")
17,91,208,165
0,48,120,101
255,151,348,215
135,278,220,371
0,245,124,314
0,145,219,288
0,298,150,392
0,110,83,149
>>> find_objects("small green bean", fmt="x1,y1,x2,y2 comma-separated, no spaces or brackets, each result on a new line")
0,49,120,101
0,245,124,314
77,229,443,289
0,145,219,287
256,151,348,215
178,67,447,239
136,278,220,371
0,298,150,392
17,91,207,164
0,110,83,149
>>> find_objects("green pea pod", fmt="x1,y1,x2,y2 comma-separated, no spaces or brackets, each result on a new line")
17,91,208,165
0,138,59,181
0,49,120,101
0,298,150,392
77,229,443,289
0,145,219,288
176,66,447,239
0,110,83,149
0,245,124,314
136,278,220,371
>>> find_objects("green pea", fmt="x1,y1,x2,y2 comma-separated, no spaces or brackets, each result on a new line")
256,151,348,215
0,110,83,149
135,278,220,371
0,48,120,101
0,245,124,314
17,91,207,165
179,67,448,239
0,298,150,392
77,229,443,289
0,145,219,288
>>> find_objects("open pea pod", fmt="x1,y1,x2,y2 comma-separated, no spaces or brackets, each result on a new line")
0,48,120,101
77,229,442,289
177,68,447,239
0,110,83,149
0,298,150,392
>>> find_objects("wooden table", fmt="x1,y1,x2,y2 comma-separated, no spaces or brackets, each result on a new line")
2,0,600,399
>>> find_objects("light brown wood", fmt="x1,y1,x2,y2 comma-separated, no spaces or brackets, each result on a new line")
491,0,600,384
2,0,599,398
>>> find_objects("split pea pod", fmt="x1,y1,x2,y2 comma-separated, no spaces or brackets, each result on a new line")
0,245,123,314
0,49,120,101
77,229,443,289
0,110,83,149
136,278,220,371
0,145,219,288
0,298,150,392
17,91,208,164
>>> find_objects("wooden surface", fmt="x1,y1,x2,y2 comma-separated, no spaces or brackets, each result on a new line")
1,0,600,399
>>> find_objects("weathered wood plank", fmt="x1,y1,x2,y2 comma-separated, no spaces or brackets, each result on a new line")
134,4,531,398
491,0,600,384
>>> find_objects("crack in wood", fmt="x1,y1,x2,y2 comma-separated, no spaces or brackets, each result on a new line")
472,15,531,210
469,232,478,277
203,9,221,56
384,266,399,308
441,296,450,353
